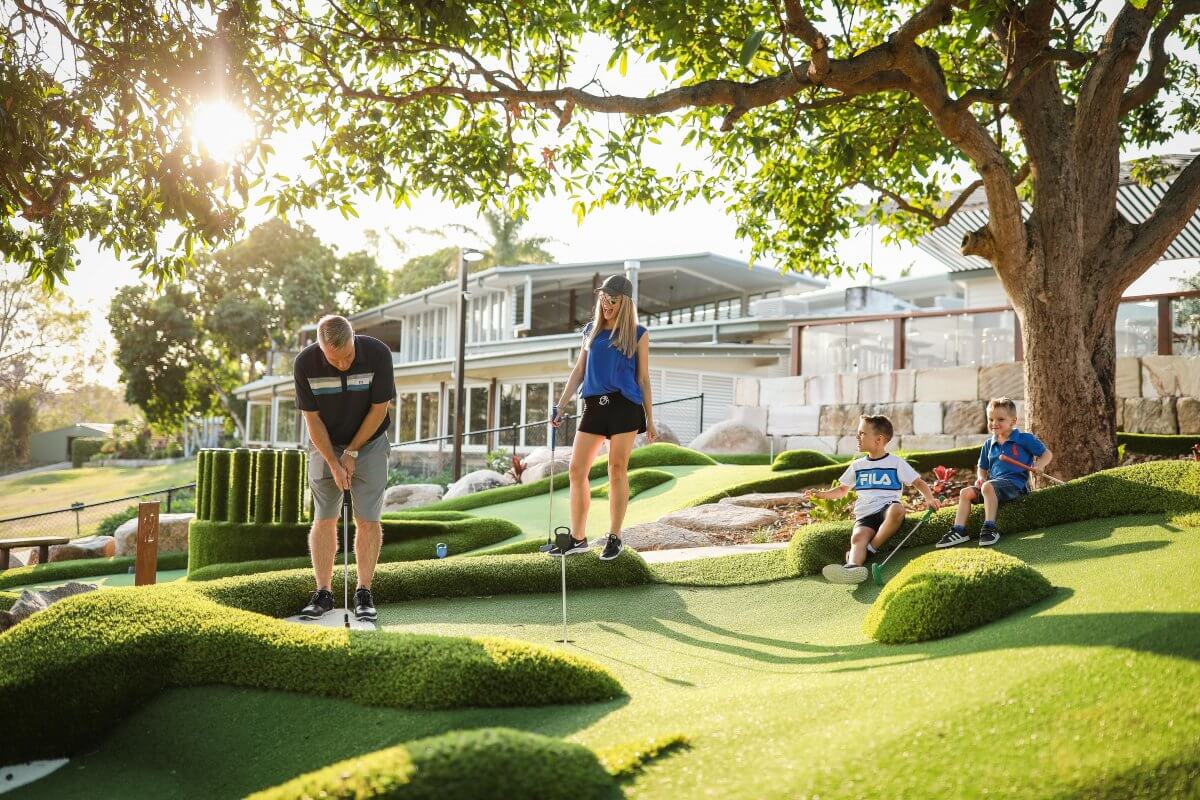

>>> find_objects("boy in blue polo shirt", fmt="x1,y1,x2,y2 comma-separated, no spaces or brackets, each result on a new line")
937,397,1053,548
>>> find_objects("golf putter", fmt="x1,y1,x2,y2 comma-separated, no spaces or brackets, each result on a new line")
871,508,935,586
540,405,559,553
554,525,574,643
998,453,1065,485
343,487,352,629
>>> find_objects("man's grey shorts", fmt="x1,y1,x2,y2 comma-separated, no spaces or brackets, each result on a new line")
308,434,390,522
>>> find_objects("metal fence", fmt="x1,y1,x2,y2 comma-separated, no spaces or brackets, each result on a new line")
0,483,196,543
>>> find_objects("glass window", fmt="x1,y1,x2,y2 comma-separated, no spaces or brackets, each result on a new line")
446,388,457,440
1173,296,1200,356
499,383,522,450
275,402,299,443
248,403,270,442
420,390,440,440
524,383,549,446
1117,301,1159,357
469,386,489,446
398,393,417,442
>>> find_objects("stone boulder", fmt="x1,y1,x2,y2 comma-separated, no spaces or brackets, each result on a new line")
718,491,808,509
1177,397,1200,435
522,446,575,467
444,469,516,499
686,420,770,455
619,522,713,551
0,581,99,633
28,535,116,565
381,483,445,513
659,504,780,534
114,513,194,557
1123,398,1178,434
636,420,679,448
521,459,571,484
943,401,986,435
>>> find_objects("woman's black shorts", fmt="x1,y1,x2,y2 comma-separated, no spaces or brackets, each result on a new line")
577,392,646,439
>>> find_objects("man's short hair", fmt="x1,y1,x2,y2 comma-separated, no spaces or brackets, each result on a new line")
987,397,1018,416
317,315,354,349
860,414,894,441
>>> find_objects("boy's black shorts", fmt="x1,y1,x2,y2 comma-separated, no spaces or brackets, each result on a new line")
577,392,646,439
855,501,900,532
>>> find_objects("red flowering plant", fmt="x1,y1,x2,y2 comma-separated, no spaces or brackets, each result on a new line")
1192,443,1200,462
931,465,956,499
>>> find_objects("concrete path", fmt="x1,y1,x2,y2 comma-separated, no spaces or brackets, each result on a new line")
638,542,787,564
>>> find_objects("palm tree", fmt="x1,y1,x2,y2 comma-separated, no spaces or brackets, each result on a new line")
411,210,557,271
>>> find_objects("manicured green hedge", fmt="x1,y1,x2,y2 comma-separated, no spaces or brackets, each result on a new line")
466,538,546,557
0,587,624,763
188,517,521,573
190,548,656,619
70,437,107,468
591,468,674,499
0,551,189,590
596,733,691,779
381,510,473,521
863,549,1054,643
247,728,619,800
900,445,982,472
422,443,715,512
1118,432,1200,456
187,520,521,581
770,449,839,472
684,462,848,507
253,448,278,524
787,460,1200,577
709,453,772,465
0,590,18,611
649,549,793,587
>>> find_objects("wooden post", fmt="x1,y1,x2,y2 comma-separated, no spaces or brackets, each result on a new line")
893,317,906,371
790,326,802,376
1157,296,1172,355
135,501,159,586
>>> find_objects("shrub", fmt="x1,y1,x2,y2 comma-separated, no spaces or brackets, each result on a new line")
70,437,106,468
0,590,18,611
187,516,521,573
253,449,278,524
591,468,674,499
0,551,189,590
381,510,473,521
96,505,139,537
709,453,772,465
187,520,521,581
808,480,856,522
247,728,620,800
863,549,1054,643
1118,432,1200,456
466,538,545,557
770,449,838,471
649,549,795,587
0,587,624,763
596,733,691,780
787,460,1200,576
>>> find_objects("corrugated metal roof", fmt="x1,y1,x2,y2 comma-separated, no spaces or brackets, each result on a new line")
917,154,1200,271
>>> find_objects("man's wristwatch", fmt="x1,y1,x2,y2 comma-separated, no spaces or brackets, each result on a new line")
343,449,359,459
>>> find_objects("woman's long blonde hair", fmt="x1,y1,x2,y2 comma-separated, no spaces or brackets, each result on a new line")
583,292,640,357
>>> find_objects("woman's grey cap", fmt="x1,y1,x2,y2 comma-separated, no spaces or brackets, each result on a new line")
598,274,633,298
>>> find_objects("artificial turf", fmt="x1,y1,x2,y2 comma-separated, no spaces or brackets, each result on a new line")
17,513,1199,800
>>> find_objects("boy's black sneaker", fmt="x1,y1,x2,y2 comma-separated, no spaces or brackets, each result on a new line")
935,528,969,549
978,526,1001,547
599,535,623,561
354,587,377,621
299,589,335,620
549,537,590,557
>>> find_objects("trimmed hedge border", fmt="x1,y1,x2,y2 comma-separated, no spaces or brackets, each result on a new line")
591,468,674,499
419,443,716,512
381,510,474,521
0,551,189,590
863,549,1054,643
1118,432,1200,456
187,516,522,573
787,460,1200,577
770,449,838,472
187,521,521,582
246,728,620,800
0,588,624,763
466,538,546,557
709,453,772,465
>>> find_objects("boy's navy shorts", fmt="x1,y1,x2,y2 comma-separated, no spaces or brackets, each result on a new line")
967,477,1029,504
855,500,901,532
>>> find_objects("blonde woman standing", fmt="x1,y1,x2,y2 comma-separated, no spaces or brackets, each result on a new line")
550,275,658,559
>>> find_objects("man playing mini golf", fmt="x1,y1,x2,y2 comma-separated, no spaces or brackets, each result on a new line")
294,315,395,622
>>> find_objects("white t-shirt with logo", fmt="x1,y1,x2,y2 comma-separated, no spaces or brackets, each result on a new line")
838,454,921,518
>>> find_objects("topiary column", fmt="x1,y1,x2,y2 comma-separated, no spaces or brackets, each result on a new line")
279,449,303,524
228,448,253,524
210,449,233,522
196,450,210,521
254,448,278,524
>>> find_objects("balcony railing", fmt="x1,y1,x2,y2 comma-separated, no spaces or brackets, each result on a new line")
788,289,1200,376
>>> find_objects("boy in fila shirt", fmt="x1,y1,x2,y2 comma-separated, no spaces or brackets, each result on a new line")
804,415,940,585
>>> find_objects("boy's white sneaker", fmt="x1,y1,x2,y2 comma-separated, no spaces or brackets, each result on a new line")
823,563,868,584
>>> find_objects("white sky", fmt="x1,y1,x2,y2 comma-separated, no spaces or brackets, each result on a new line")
51,33,1200,387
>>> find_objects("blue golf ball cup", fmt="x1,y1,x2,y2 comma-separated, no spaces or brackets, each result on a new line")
436,542,448,558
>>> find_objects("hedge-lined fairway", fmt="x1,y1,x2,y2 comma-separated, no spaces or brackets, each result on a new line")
16,512,1199,800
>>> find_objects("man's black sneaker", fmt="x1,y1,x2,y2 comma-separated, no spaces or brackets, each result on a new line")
978,527,1001,547
935,529,970,549
354,587,377,621
599,535,623,561
299,589,335,620
549,537,590,557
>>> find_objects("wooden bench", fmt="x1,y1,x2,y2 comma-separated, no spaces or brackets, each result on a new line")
0,536,70,570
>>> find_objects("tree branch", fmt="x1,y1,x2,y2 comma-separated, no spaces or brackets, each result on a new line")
1119,155,1200,289
1120,0,1200,115
1076,0,1161,134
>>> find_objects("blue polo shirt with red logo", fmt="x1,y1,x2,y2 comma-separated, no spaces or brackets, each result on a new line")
979,429,1047,487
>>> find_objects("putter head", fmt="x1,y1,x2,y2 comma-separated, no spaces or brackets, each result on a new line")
538,542,555,553
871,563,883,586
554,525,573,551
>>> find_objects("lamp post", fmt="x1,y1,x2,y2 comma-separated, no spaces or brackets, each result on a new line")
452,247,485,481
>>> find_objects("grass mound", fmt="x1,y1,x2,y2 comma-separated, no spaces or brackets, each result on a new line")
247,728,620,800
708,453,771,465
381,510,474,521
863,549,1054,643
1117,432,1200,456
187,521,519,581
788,460,1200,576
0,586,623,763
591,468,674,499
596,733,692,779
770,449,839,471
0,551,189,590
649,549,794,586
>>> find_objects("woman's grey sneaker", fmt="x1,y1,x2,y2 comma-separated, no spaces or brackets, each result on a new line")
978,527,1001,547
549,537,590,557
299,589,335,620
354,586,377,621
822,563,868,584
600,535,623,560
936,529,970,549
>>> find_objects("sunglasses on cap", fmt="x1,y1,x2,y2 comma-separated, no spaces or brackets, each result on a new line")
597,292,621,307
